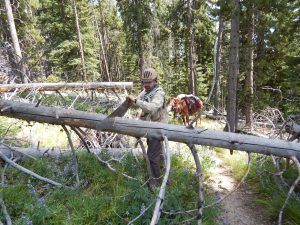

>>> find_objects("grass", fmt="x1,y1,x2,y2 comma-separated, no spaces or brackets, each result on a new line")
0,151,220,224
0,116,78,149
7,100,299,224
214,147,250,180
248,158,300,225
216,147,300,225
200,117,300,225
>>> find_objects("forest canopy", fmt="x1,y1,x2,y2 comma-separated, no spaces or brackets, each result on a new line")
0,0,299,117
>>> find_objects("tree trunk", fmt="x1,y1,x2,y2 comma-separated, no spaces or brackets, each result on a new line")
225,0,240,132
4,0,26,83
0,82,133,92
245,8,254,129
213,17,224,116
92,3,110,82
72,0,86,81
1,99,300,159
187,0,197,96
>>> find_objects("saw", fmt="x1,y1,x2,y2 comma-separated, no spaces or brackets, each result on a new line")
96,98,132,130
106,98,132,118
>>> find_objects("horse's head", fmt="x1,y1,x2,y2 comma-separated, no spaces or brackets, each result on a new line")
167,97,176,113
167,97,184,113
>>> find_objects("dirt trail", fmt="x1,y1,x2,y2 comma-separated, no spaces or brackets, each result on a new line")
208,153,273,225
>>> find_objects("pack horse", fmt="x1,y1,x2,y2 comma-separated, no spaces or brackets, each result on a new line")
168,94,204,126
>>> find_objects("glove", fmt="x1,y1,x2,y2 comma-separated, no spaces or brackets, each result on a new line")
126,95,136,103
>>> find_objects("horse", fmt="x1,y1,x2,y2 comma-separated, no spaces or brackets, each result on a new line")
168,95,204,126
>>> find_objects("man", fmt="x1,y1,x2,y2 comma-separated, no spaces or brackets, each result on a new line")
127,68,167,186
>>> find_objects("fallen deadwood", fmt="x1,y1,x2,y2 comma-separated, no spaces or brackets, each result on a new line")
1,99,300,159
0,150,63,187
150,136,171,225
0,82,133,92
205,113,225,120
285,120,300,141
0,195,11,225
0,146,141,158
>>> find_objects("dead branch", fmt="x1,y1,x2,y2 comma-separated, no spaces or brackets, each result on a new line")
0,82,133,93
135,138,153,184
278,156,300,225
62,125,80,187
93,152,137,180
0,150,63,187
127,201,155,225
70,126,91,153
150,135,171,225
0,143,37,160
0,194,11,225
188,144,204,224
271,156,290,190
0,154,12,225
285,118,300,142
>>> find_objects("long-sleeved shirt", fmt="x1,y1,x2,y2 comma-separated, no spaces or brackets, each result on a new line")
135,87,168,123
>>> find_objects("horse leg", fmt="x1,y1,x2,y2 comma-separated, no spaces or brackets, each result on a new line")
186,115,190,126
182,115,186,126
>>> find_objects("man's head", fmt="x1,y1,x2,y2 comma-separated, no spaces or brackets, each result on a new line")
141,68,157,90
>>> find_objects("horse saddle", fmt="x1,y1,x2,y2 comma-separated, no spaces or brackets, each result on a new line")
182,96,200,112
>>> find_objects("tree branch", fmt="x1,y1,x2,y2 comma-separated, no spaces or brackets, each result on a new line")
0,194,11,225
62,125,80,187
188,144,204,224
135,138,153,183
0,149,63,187
150,135,171,225
278,156,300,225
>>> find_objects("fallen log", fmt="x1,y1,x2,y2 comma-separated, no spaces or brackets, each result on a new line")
0,99,300,159
0,82,133,92
0,146,141,158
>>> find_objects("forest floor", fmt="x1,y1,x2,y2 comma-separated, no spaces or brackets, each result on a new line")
208,151,274,225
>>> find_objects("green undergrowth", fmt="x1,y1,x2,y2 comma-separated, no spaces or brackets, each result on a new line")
0,151,220,224
215,147,300,225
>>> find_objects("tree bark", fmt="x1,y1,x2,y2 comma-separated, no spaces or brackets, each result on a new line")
4,0,26,83
245,8,254,128
0,82,133,92
225,0,240,132
213,17,224,116
92,3,110,82
1,99,300,159
187,0,197,96
72,0,86,81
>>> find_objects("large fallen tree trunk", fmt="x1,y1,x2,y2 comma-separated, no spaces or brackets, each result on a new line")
0,82,133,92
0,99,300,159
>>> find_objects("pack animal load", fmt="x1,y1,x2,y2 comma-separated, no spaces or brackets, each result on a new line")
168,94,203,126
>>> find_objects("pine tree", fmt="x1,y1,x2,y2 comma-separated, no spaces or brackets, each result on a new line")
39,0,99,81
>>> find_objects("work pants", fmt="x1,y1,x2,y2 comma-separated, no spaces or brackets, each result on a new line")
147,138,163,184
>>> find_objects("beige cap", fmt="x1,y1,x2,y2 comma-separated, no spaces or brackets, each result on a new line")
141,68,157,82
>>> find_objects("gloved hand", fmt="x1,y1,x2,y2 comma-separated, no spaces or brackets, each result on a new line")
126,95,136,103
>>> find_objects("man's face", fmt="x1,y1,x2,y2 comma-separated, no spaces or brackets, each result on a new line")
142,80,156,90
